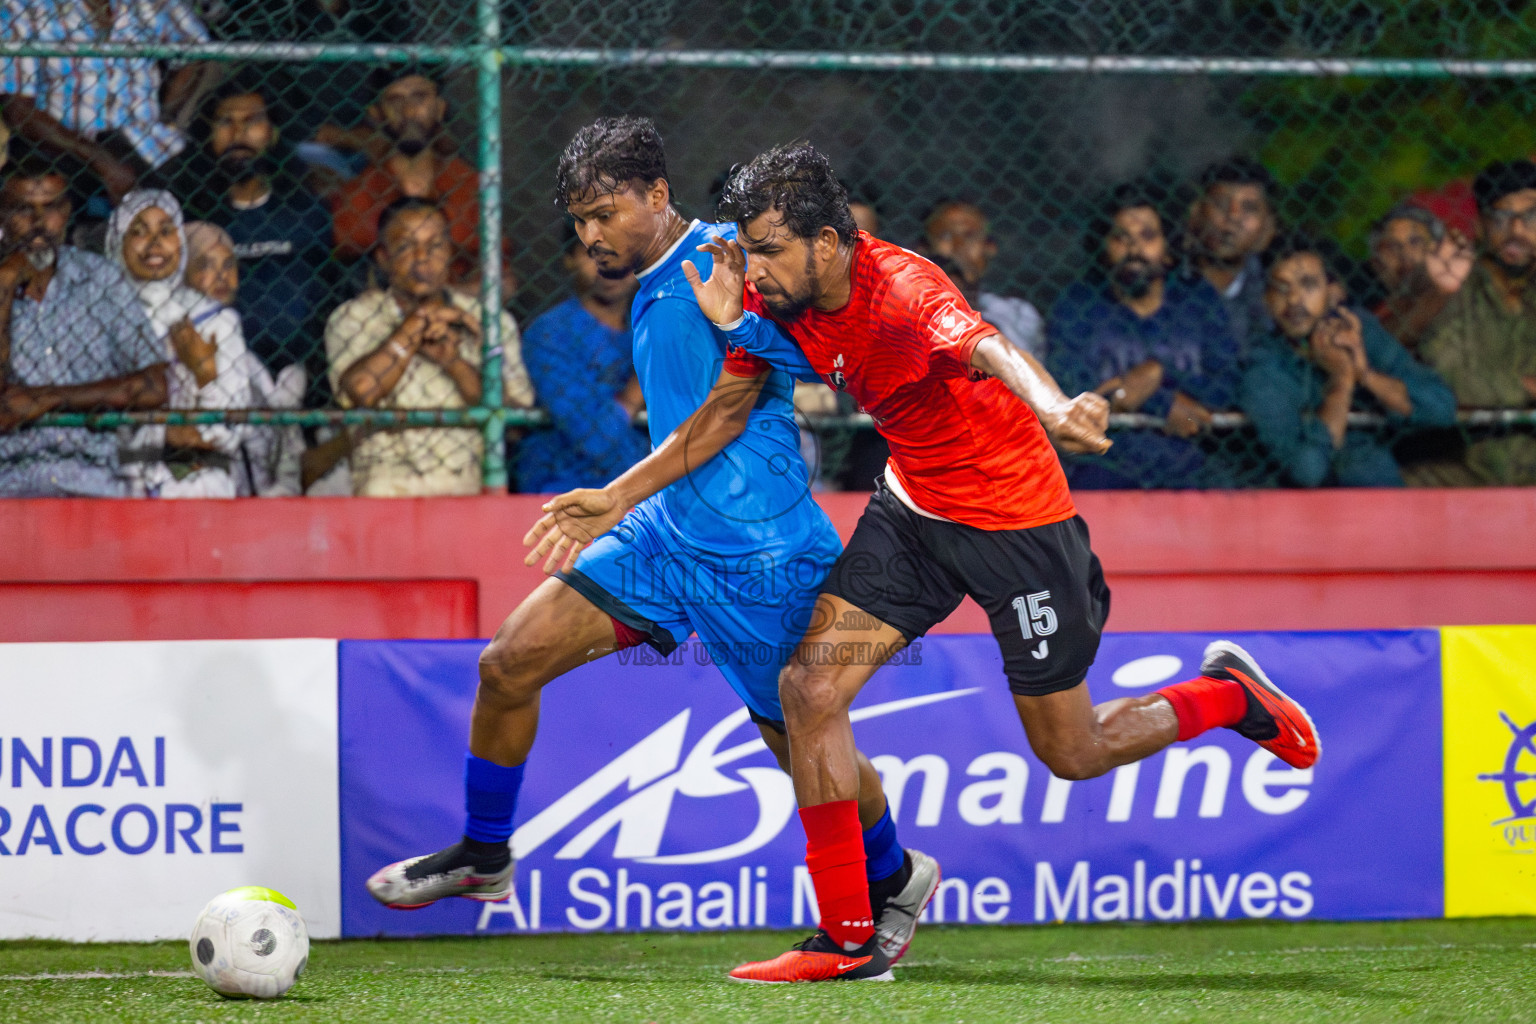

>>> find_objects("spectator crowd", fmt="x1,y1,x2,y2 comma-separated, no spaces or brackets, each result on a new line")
0,5,1533,495
0,24,544,498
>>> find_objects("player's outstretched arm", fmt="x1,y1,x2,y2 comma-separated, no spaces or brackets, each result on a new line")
524,365,768,574
681,236,746,327
970,334,1112,454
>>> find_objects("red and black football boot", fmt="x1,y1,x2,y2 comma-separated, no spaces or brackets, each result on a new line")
1203,640,1320,769
729,930,894,983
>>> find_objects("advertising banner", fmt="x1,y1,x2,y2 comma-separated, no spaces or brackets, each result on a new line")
0,640,341,941
1442,626,1536,917
339,630,1442,937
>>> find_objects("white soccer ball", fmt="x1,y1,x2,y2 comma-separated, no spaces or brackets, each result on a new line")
189,886,309,999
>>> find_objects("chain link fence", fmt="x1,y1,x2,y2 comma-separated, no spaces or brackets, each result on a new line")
3,1,1535,496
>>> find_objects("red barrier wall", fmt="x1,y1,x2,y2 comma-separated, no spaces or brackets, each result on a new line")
4,489,1535,642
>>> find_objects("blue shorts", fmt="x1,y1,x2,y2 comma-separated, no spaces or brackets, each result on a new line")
556,498,839,723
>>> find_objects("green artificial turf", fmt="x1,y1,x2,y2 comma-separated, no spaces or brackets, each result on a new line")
2,918,1533,1023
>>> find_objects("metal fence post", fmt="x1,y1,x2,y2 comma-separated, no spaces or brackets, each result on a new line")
476,0,506,492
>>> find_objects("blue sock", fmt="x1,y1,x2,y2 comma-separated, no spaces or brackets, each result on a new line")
463,753,525,844
862,806,904,882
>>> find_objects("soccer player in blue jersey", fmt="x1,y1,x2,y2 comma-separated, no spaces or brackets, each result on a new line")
367,118,936,973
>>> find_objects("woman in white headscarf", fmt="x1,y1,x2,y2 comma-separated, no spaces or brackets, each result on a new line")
184,220,308,496
107,189,253,498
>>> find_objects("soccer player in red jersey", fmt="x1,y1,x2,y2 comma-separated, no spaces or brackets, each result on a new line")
535,142,1320,984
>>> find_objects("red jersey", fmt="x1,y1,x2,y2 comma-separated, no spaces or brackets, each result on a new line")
746,232,1075,531
331,155,483,275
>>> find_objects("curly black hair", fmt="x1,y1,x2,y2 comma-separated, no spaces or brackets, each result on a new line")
1474,158,1536,213
1369,204,1445,248
1261,230,1343,284
0,145,85,218
1084,178,1176,260
190,68,292,159
716,142,857,246
366,63,442,102
1198,155,1275,195
555,116,668,207
1,147,70,190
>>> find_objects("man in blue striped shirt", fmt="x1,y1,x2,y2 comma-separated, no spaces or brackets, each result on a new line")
1,0,210,198
0,156,167,495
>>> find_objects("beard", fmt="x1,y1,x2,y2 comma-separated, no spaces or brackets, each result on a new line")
1492,249,1535,279
759,249,819,319
25,245,57,272
1194,219,1248,265
760,288,814,318
215,147,275,185
1278,305,1321,340
5,229,60,271
590,246,640,280
385,119,439,157
1110,256,1165,299
1385,262,1430,299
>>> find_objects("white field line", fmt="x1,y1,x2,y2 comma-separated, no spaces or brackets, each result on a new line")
1032,942,1527,964
0,966,480,982
0,970,195,981
0,943,1529,981
887,942,1530,967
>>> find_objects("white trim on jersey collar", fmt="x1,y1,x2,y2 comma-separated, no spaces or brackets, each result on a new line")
636,219,702,280
883,462,954,523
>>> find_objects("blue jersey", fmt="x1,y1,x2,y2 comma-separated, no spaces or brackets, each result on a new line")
561,221,842,720
630,220,832,556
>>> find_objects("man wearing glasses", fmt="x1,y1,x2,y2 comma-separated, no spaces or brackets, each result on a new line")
1421,159,1536,485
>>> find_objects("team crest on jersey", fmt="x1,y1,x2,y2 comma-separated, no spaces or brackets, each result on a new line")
829,352,848,391
933,300,979,344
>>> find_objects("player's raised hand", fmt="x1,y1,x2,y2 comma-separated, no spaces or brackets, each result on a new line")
523,488,627,575
1040,391,1113,454
682,235,747,326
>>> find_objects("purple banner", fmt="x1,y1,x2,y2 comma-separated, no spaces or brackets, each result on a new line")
339,630,1442,937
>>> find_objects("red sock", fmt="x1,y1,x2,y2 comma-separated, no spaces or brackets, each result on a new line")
1159,675,1249,741
799,800,873,950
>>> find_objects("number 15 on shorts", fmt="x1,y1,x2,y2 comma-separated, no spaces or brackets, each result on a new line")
1013,590,1056,659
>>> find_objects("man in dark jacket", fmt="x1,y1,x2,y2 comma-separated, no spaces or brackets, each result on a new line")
159,75,334,384
1048,180,1241,489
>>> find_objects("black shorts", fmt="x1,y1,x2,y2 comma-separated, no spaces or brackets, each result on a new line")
822,482,1110,697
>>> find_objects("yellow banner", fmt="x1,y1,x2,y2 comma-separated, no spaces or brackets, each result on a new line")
1443,626,1536,917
